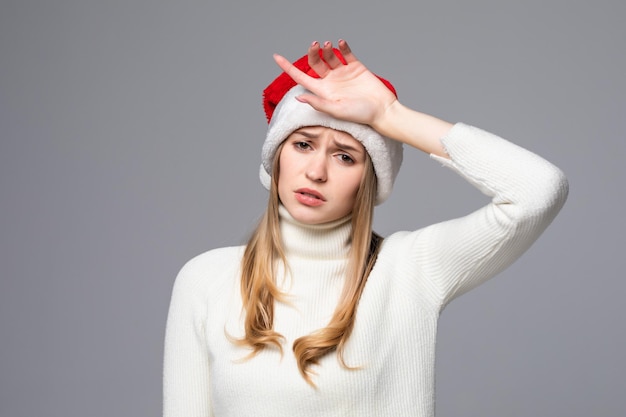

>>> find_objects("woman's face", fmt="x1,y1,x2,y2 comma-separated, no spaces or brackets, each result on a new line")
278,126,366,225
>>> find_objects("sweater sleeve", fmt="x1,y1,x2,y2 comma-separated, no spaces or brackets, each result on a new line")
413,123,569,308
163,258,213,417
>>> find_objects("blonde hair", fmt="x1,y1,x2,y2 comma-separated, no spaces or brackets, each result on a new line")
234,141,382,386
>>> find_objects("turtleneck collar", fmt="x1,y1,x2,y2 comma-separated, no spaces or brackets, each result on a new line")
278,205,352,260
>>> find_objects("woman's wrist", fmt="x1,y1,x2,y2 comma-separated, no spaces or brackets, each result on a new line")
371,100,452,157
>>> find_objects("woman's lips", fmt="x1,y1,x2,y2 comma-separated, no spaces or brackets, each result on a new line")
295,188,326,206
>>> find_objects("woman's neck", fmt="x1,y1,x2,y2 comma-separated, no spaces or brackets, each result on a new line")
278,205,352,260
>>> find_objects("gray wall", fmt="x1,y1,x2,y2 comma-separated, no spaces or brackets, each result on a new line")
1,0,624,416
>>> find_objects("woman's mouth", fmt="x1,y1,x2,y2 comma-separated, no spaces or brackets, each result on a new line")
295,188,326,206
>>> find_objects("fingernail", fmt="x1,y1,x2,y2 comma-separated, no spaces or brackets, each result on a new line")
311,41,318,47
324,41,331,47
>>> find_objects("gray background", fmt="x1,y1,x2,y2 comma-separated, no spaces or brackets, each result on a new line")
1,0,624,416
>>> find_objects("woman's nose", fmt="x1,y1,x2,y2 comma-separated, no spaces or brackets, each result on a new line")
305,154,328,182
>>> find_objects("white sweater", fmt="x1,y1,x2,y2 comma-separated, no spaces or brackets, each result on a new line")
163,123,568,416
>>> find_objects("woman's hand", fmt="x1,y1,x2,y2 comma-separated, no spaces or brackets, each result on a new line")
274,39,452,157
273,40,397,128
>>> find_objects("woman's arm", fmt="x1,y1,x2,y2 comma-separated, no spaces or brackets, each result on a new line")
405,123,568,307
163,260,212,417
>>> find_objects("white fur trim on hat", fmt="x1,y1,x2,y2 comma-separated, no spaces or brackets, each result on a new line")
259,85,403,205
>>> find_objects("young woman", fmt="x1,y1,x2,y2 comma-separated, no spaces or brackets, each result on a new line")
163,40,568,416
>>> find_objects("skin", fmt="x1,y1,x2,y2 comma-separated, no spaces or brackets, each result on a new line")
278,126,366,225
273,40,454,159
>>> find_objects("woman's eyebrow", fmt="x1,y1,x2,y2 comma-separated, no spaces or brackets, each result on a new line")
333,139,364,154
294,130,319,138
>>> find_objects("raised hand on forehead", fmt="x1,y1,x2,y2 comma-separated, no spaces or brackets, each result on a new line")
273,39,398,127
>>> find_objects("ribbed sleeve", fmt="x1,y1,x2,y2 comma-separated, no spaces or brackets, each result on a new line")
163,256,213,417
420,123,569,307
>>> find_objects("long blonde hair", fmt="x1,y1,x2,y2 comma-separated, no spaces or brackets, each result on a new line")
234,141,382,386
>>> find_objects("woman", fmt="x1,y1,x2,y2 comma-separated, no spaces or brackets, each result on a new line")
163,40,568,416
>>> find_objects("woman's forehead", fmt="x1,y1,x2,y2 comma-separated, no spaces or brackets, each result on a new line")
293,126,364,149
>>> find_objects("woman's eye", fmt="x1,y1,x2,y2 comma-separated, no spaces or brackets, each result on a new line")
295,142,311,150
338,154,355,164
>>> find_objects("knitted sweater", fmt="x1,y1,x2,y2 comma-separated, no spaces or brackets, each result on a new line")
163,123,568,417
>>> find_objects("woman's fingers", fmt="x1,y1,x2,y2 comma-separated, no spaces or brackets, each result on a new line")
337,39,357,63
273,39,358,98
273,53,316,90
321,41,342,69
307,40,355,77
307,41,328,77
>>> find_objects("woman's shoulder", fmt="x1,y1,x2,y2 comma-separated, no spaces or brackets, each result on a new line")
377,222,452,262
181,245,245,270
380,228,427,250
173,245,245,294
